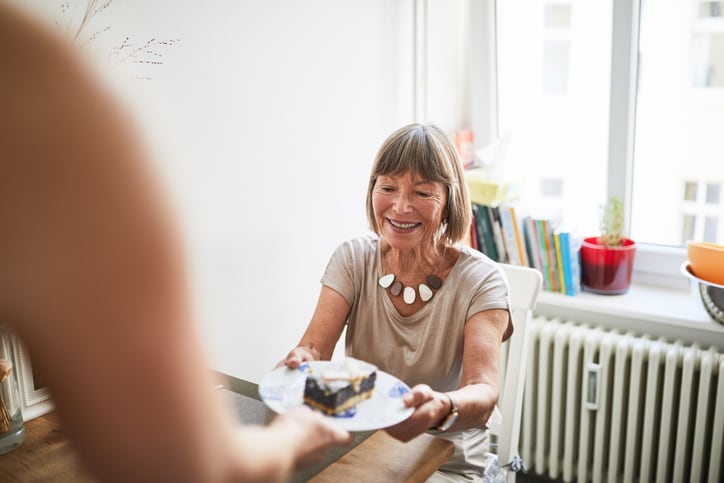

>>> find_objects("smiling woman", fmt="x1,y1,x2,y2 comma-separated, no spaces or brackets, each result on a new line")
282,123,513,483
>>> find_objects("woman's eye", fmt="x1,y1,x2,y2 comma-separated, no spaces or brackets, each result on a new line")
417,191,432,198
379,186,395,193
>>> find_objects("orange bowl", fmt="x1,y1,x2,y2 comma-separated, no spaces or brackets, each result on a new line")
687,241,724,286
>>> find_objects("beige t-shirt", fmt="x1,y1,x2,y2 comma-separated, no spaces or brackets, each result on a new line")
321,235,511,478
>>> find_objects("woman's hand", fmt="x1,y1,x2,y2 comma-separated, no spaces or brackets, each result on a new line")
278,346,320,369
383,384,448,442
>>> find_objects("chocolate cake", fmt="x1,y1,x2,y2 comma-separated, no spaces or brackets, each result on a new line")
303,359,377,415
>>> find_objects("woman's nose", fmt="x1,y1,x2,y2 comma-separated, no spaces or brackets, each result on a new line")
391,191,413,212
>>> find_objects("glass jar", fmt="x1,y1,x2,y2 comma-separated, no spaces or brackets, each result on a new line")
0,327,25,455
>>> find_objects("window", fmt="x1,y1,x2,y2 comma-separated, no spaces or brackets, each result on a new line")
631,0,724,248
496,0,611,236
494,0,724,285
681,180,721,243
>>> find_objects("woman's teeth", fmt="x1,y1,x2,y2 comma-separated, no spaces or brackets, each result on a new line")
390,220,418,229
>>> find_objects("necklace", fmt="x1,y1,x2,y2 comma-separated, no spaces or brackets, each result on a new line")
378,244,447,305
378,272,443,304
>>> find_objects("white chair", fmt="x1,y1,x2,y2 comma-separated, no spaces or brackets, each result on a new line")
486,264,542,483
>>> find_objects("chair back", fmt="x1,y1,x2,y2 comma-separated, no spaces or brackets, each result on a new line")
489,264,542,482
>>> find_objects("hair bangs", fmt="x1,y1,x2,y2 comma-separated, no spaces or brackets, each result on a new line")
374,127,452,185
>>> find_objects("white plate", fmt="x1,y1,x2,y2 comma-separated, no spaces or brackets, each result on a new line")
259,360,414,431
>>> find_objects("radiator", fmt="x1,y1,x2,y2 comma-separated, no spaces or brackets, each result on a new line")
519,317,724,483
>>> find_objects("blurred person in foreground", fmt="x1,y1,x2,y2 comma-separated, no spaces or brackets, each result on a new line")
282,123,512,482
0,2,350,482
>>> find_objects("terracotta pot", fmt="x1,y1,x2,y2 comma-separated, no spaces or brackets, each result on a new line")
580,237,636,295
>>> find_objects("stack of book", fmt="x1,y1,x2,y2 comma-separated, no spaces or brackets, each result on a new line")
469,203,581,296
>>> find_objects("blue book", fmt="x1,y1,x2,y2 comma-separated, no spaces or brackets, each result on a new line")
559,231,574,296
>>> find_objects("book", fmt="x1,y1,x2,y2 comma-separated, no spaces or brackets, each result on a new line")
498,205,522,266
553,232,566,294
534,219,551,291
558,231,573,296
523,216,544,285
472,203,498,261
545,220,561,292
488,206,508,263
509,205,529,267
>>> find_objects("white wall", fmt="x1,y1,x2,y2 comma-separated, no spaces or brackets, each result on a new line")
17,0,472,382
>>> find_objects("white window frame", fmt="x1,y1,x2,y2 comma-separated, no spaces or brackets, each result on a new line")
470,0,689,291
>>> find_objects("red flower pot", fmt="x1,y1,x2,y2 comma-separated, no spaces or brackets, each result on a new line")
580,237,636,295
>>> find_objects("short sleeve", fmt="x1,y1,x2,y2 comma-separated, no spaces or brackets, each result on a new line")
467,263,513,341
320,241,357,307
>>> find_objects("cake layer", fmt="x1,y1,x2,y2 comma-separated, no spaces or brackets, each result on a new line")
303,366,377,415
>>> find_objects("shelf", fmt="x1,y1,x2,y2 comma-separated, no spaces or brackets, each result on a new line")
533,282,724,350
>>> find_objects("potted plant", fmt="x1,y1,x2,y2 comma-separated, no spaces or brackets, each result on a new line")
580,197,636,294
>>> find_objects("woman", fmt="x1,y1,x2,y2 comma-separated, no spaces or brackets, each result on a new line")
284,123,512,481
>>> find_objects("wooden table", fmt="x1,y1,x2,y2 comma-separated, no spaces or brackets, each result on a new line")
308,431,454,483
0,411,95,482
0,373,454,482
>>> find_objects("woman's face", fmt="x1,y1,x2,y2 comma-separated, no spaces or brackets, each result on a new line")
372,172,447,250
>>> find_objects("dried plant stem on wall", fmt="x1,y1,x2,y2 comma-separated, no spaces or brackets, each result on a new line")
58,0,179,80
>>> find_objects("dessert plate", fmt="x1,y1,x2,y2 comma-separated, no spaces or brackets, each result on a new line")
259,360,414,431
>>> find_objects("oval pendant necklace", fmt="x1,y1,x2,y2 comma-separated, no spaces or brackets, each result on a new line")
378,251,445,305
378,273,443,304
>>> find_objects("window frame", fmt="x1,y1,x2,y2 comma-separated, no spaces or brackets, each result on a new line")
474,0,689,290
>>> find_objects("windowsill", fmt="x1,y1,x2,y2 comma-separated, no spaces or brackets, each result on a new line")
533,282,724,350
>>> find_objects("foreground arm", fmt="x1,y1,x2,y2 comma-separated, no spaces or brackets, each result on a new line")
0,5,349,482
385,308,509,441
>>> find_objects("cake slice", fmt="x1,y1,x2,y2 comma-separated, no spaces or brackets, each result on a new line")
303,358,377,415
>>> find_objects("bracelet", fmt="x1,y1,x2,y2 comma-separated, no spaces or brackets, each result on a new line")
429,393,459,434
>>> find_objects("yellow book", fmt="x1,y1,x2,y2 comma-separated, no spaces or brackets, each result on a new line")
553,233,566,294
509,206,528,267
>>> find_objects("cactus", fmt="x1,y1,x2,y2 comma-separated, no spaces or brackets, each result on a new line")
598,197,625,247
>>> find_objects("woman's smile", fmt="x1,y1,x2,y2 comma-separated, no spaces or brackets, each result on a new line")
387,219,422,230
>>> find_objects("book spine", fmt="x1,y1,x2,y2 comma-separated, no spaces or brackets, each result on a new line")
553,232,566,294
488,206,508,263
524,217,545,287
473,203,498,261
499,205,521,266
559,231,574,296
509,206,528,267
533,219,549,290
478,205,498,262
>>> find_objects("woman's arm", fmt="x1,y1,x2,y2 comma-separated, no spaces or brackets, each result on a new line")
384,308,509,441
283,285,350,367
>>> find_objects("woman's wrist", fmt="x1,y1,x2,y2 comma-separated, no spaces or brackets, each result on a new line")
299,345,321,361
430,392,459,433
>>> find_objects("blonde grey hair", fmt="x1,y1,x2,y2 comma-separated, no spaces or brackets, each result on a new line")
365,123,472,245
